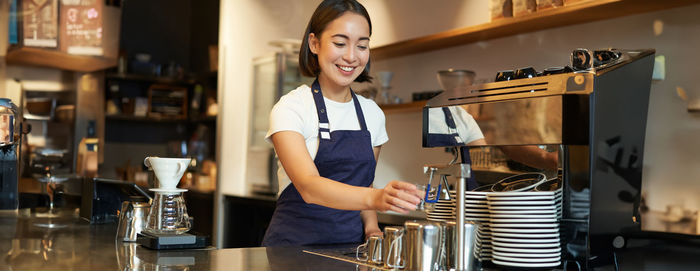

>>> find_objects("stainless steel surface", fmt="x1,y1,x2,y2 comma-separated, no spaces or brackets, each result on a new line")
0,209,697,270
0,210,367,270
425,72,593,109
116,201,150,242
445,221,479,271
423,163,471,270
377,209,426,226
356,235,383,265
404,220,444,271
456,175,466,270
383,226,404,269
421,48,657,269
426,95,567,147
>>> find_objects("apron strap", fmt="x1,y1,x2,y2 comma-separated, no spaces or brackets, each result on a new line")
350,91,368,132
310,79,369,141
311,80,331,140
442,107,463,144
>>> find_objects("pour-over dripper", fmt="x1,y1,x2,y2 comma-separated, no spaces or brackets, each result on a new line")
144,157,191,189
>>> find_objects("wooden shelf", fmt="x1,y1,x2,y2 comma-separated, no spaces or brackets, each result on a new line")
6,47,117,72
371,0,700,60
105,114,216,123
380,100,427,114
106,73,197,85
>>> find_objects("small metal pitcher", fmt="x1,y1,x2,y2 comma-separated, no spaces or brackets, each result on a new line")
383,226,405,269
356,235,383,265
116,201,150,242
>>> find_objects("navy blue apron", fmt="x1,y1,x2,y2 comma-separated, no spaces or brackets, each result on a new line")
427,107,477,190
262,80,377,246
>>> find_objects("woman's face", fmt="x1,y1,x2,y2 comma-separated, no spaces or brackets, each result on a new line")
309,12,370,90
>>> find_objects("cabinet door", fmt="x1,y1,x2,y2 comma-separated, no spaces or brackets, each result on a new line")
249,53,313,149
250,56,277,150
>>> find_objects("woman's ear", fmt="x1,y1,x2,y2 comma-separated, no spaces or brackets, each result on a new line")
308,33,320,55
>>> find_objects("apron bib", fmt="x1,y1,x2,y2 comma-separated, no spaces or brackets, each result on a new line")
262,80,376,246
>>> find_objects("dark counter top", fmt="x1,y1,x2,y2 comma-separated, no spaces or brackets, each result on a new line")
0,209,367,271
2,208,700,271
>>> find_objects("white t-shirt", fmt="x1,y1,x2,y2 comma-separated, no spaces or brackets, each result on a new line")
427,106,484,145
265,84,389,194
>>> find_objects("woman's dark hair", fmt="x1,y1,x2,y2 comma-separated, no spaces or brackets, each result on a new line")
299,0,373,83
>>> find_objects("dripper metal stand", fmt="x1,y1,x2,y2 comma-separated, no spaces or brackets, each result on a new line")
424,146,471,271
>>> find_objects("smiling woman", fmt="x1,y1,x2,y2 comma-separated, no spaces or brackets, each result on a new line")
260,0,424,247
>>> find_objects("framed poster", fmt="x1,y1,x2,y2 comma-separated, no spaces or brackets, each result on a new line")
59,0,104,55
22,0,59,48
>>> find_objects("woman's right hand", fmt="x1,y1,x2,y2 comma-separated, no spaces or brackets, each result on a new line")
372,181,423,214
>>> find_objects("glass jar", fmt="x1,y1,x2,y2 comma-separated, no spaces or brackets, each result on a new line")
144,190,191,235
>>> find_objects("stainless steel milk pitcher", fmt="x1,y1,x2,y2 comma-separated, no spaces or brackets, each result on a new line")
404,220,444,271
356,235,383,265
383,226,405,269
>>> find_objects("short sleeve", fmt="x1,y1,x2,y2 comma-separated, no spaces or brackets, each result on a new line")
265,94,306,143
452,107,484,144
369,102,389,147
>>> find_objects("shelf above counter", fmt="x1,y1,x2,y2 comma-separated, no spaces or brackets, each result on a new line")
370,0,700,60
106,73,198,85
5,47,117,72
105,114,216,123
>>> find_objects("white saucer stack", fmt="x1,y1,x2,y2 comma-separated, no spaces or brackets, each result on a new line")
487,187,563,269
426,198,455,222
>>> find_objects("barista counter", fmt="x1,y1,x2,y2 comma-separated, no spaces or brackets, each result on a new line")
0,209,363,270
222,192,424,248
2,209,700,271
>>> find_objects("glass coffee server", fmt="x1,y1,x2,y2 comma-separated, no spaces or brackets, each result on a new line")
422,49,655,270
249,39,314,195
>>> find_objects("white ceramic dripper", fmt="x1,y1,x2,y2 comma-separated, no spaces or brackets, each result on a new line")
143,157,191,189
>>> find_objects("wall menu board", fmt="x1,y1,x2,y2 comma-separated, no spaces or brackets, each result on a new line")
59,0,104,56
22,0,59,48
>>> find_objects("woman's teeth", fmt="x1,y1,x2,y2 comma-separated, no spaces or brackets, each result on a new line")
338,65,354,72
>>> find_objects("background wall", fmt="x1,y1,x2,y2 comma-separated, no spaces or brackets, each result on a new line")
363,4,700,214
217,0,317,196
218,1,700,217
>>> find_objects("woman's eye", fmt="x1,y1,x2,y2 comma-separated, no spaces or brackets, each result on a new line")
333,42,345,47
358,45,368,50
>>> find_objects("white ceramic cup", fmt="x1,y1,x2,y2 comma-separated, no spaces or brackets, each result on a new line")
144,157,191,189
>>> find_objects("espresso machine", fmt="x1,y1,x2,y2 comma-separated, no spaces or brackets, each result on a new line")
422,48,655,270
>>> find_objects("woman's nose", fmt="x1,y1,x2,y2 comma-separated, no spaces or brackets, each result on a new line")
342,48,356,63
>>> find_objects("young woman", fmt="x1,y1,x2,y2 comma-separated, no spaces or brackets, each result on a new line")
262,0,423,246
